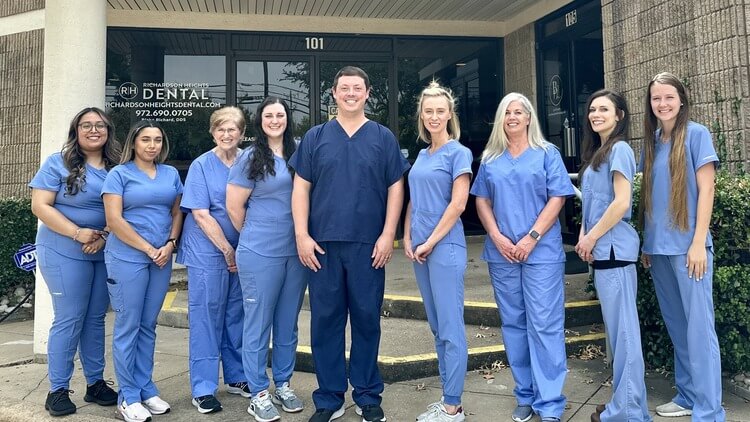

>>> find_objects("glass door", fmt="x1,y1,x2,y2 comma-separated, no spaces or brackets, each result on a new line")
235,59,312,141
537,0,604,241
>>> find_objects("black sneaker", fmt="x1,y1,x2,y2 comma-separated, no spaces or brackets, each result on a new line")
45,389,76,417
226,381,252,398
192,395,223,414
309,404,345,422
356,404,387,422
84,379,118,406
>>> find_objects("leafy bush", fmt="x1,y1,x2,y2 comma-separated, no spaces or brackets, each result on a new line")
0,198,37,298
631,172,750,372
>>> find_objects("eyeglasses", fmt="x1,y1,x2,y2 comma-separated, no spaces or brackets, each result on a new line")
79,122,107,132
216,128,239,135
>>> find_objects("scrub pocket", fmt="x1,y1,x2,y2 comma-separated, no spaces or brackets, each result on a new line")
106,278,124,312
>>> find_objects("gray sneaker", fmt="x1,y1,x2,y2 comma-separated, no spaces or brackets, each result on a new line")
512,405,533,422
421,403,465,422
272,382,304,413
248,390,280,422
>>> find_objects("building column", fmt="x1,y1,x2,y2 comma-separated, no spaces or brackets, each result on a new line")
33,0,107,359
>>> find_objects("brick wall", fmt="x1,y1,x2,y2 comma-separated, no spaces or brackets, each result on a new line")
504,23,537,103
0,0,44,18
602,0,750,171
0,29,44,198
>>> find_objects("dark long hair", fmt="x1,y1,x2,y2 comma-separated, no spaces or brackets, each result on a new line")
578,89,630,179
247,97,296,181
62,107,121,196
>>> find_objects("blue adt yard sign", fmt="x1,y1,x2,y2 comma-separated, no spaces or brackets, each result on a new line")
14,243,37,272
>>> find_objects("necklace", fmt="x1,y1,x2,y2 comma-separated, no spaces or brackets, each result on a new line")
270,144,283,154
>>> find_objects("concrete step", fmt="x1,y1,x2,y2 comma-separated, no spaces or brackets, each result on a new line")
159,303,605,383
161,239,604,382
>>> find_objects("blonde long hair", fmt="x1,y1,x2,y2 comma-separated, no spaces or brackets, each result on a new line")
640,72,690,231
416,81,461,143
481,92,550,163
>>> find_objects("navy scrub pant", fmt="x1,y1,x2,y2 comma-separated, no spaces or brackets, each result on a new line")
308,242,385,411
37,245,109,391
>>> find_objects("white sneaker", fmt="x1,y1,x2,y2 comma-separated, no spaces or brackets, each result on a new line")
655,401,692,417
142,396,171,415
417,401,444,421
118,401,152,422
422,403,465,422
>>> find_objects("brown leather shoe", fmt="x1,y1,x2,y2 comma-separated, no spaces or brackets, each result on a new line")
590,411,601,422
596,404,605,414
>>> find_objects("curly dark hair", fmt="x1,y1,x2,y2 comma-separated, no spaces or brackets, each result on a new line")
62,107,121,196
247,97,296,181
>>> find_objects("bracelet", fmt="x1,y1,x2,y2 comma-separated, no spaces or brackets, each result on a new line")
101,230,109,241
72,228,81,242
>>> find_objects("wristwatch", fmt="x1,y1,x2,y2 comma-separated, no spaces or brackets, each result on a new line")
167,238,178,248
528,229,541,241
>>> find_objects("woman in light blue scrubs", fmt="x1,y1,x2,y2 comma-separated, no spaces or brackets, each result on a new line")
404,81,471,422
575,89,651,422
470,93,574,422
30,107,121,417
102,120,184,422
177,106,248,414
640,72,725,422
227,97,307,422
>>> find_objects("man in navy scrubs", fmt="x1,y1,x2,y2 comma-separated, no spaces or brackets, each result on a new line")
290,66,410,422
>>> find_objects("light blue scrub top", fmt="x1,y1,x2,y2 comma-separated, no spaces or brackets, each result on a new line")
29,152,108,261
470,144,575,264
581,141,639,262
227,148,296,258
642,121,718,255
408,140,473,247
176,150,239,269
102,161,184,263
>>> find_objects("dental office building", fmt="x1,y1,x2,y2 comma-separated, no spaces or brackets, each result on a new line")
0,0,748,356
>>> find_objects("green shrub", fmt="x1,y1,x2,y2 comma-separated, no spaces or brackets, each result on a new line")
631,172,750,372
0,198,37,297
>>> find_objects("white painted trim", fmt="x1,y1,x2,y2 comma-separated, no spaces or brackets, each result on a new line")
0,9,44,36
108,9,507,37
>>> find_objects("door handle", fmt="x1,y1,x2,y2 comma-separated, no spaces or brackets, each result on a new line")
563,117,577,157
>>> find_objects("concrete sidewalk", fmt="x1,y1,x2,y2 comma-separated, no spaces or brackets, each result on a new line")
1,318,749,421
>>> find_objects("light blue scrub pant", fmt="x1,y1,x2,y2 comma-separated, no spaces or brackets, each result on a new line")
105,254,172,405
413,243,468,406
594,264,651,422
37,246,109,391
488,262,567,419
187,266,245,398
236,248,308,395
650,252,725,422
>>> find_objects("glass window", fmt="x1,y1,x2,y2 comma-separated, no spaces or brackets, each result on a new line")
106,30,228,171
236,60,311,143
318,61,389,127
